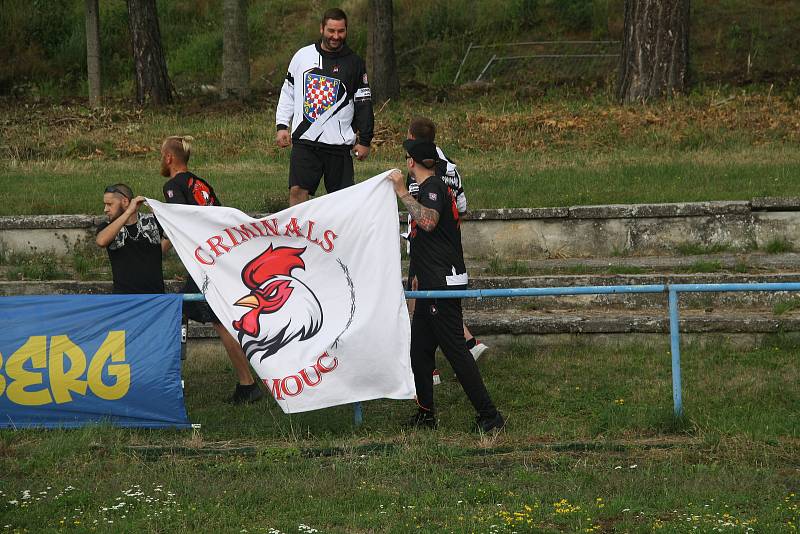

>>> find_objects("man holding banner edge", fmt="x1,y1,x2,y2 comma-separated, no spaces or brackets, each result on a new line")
388,140,505,433
160,135,264,405
96,183,167,295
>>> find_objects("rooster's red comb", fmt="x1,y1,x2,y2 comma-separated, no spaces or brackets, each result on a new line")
241,246,306,289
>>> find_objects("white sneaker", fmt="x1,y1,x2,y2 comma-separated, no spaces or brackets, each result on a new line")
470,341,488,361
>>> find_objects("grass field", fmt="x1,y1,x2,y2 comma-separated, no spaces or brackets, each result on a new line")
1,338,798,533
2,87,800,216
2,85,800,533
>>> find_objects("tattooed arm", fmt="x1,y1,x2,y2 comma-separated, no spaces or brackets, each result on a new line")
398,191,440,231
388,169,440,232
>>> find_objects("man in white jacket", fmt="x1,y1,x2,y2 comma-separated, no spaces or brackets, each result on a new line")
276,8,374,206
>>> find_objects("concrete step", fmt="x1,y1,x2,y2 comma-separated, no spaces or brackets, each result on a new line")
4,272,800,313
3,281,798,338
462,308,800,335
0,280,189,296
460,272,800,311
5,199,800,260
459,252,800,275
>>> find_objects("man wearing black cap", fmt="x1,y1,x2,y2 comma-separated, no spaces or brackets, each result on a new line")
387,139,505,433
405,117,489,364
276,7,374,206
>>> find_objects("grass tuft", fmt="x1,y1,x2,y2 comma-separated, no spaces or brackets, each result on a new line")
682,260,724,273
486,256,532,276
765,237,794,254
675,243,732,256
5,250,69,280
772,299,800,316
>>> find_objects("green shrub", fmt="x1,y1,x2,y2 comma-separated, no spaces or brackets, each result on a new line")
773,298,800,316
5,251,69,281
765,237,793,254
4,0,800,97
168,30,223,83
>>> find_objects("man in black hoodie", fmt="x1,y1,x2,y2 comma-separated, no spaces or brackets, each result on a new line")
275,8,374,206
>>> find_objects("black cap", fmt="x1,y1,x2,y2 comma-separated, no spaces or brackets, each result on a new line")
403,139,438,166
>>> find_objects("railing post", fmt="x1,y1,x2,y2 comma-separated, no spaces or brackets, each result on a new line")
353,402,363,427
453,42,473,85
668,288,684,418
476,54,497,82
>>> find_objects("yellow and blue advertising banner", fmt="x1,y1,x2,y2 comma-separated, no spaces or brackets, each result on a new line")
0,294,190,428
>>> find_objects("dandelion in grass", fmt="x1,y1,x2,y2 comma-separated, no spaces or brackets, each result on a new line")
553,498,581,514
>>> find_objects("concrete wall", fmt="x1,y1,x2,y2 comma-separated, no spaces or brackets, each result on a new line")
460,199,800,259
0,215,100,255
3,198,800,259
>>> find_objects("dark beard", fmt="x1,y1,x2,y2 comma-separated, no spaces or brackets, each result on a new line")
323,38,345,52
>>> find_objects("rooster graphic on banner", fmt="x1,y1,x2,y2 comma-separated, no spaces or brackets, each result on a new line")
232,246,323,362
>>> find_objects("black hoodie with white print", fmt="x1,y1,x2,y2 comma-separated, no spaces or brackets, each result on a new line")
276,42,374,152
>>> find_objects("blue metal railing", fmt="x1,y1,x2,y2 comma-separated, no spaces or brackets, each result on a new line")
185,282,800,423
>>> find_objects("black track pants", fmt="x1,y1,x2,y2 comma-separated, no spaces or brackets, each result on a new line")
410,296,497,419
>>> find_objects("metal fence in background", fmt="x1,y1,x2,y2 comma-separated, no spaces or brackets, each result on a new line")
453,40,620,84
187,282,800,425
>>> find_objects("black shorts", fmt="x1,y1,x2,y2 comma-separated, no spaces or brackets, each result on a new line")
182,277,220,325
289,143,354,196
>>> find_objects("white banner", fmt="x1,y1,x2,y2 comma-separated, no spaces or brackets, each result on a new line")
147,172,415,413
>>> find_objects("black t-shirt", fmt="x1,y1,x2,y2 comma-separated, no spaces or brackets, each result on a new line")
163,171,221,206
408,175,467,290
162,170,222,314
97,213,165,294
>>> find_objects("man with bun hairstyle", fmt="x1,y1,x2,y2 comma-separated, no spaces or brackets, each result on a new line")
388,139,505,433
161,135,264,404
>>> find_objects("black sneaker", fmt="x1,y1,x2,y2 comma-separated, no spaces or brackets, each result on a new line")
406,409,438,429
229,383,264,404
475,412,505,434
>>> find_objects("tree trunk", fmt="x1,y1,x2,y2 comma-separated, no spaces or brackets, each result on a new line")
221,0,250,99
126,0,173,105
617,0,689,103
367,0,399,104
85,0,102,107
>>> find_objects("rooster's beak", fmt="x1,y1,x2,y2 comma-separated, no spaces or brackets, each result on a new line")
234,295,259,308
